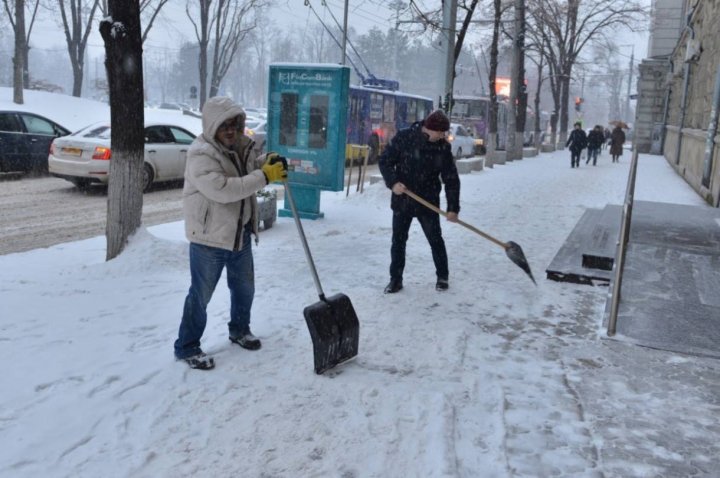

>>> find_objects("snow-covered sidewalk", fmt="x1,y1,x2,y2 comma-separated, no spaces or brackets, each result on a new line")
2,149,719,477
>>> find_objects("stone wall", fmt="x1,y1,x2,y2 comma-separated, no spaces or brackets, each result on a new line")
663,0,720,206
635,59,670,153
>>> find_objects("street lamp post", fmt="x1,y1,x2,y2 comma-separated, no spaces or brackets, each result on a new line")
619,44,635,123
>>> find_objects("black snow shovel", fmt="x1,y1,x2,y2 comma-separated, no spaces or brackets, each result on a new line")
283,180,360,374
404,189,536,285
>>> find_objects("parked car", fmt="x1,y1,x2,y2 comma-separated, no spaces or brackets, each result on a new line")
158,102,183,111
244,107,267,119
245,117,267,153
48,121,195,191
447,123,476,159
0,111,71,173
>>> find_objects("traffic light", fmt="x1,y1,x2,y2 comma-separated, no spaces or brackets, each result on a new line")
574,96,583,112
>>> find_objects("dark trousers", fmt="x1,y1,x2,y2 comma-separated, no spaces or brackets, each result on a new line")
390,210,448,281
570,151,581,167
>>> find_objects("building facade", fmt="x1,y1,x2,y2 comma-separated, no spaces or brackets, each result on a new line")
636,0,720,207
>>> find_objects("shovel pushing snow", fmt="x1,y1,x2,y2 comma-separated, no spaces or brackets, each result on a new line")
403,189,536,285
283,181,360,374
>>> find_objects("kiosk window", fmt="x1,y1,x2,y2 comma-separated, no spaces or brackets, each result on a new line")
309,95,328,149
280,93,298,146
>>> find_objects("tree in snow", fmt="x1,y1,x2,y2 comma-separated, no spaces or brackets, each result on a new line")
186,0,265,109
3,0,43,94
57,0,101,97
526,0,646,144
99,2,144,260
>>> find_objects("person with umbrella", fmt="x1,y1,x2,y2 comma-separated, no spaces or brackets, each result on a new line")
609,123,626,163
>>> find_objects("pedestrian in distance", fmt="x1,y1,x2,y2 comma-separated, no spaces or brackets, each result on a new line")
566,122,587,168
586,125,605,166
603,127,611,150
610,125,626,163
379,109,461,294
174,96,288,370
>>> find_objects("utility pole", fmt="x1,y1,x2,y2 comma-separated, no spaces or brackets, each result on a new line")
441,0,457,113
506,0,525,160
341,0,349,65
624,46,634,123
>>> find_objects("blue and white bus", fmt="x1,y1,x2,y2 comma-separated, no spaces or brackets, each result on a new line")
346,80,434,162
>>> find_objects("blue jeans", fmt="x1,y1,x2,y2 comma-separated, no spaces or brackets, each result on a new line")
587,147,599,165
174,228,255,359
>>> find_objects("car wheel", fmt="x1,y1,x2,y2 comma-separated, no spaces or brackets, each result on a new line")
71,178,90,191
142,163,154,192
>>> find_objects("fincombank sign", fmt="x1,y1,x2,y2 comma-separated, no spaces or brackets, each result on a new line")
267,64,350,219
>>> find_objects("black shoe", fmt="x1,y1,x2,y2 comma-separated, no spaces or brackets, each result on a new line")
384,279,403,294
181,352,215,370
229,333,262,351
436,279,449,291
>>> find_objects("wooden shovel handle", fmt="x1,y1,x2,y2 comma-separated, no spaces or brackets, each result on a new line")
403,188,508,250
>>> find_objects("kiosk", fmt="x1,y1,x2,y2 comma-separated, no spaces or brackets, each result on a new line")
267,63,350,219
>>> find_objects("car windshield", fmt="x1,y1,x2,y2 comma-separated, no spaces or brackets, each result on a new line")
246,120,261,130
74,124,111,139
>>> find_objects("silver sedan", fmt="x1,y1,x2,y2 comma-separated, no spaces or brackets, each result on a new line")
48,121,196,191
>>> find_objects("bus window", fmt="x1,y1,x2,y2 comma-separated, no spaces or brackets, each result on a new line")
370,93,383,121
309,94,328,149
407,99,417,123
383,96,395,123
417,101,429,122
280,93,298,146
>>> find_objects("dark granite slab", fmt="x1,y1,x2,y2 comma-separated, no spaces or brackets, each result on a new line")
546,205,622,285
605,201,720,358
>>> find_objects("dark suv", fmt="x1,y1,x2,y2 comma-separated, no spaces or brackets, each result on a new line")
0,111,71,173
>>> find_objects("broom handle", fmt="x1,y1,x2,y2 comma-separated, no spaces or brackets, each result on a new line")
283,181,326,300
403,189,508,250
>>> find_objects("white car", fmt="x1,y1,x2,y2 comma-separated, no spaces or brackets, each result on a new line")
48,121,195,191
447,123,476,159
244,118,267,153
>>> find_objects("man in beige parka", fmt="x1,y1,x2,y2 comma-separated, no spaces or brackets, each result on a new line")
174,96,287,370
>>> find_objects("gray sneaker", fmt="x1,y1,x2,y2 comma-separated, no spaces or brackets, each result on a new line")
229,333,262,351
182,352,215,370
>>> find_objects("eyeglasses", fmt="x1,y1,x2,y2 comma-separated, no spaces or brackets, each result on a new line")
218,119,242,132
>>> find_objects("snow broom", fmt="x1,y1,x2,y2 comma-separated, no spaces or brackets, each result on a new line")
404,189,536,285
283,180,360,374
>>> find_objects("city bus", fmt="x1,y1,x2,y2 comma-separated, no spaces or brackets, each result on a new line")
346,79,434,163
451,95,509,153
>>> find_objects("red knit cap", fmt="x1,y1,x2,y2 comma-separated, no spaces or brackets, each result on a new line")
423,110,450,132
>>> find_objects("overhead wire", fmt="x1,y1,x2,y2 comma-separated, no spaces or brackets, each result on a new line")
304,0,365,79
318,0,374,78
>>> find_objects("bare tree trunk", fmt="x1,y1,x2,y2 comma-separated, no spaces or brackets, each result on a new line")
559,68,571,144
533,56,543,148
100,3,144,261
188,0,211,108
12,0,25,104
486,0,502,167
59,0,101,98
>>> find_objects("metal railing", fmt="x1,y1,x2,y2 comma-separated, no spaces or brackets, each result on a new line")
607,146,640,336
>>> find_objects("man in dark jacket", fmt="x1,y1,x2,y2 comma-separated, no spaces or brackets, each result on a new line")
565,122,587,168
378,110,461,293
586,125,605,166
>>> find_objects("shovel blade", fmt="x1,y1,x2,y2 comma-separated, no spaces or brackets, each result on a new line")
304,293,360,374
505,241,537,285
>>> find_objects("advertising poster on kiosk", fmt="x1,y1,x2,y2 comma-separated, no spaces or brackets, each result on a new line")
267,64,350,219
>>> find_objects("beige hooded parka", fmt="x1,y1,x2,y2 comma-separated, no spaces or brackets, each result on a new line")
182,97,267,251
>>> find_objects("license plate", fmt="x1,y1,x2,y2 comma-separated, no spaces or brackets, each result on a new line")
62,147,82,156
